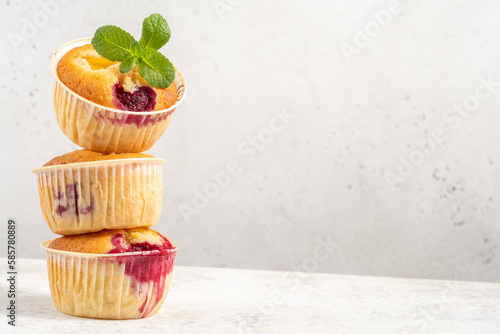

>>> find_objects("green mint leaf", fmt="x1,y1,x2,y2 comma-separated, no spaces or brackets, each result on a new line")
119,55,138,73
137,48,175,88
91,25,136,61
139,13,171,50
130,41,143,57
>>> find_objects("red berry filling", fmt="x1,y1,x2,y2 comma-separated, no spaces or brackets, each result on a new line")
112,81,157,111
118,251,176,317
107,233,174,254
54,182,92,217
106,233,176,316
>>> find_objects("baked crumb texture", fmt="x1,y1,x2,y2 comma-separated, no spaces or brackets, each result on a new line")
48,227,175,254
57,44,178,111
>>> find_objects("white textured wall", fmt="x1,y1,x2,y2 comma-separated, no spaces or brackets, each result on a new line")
1,0,500,282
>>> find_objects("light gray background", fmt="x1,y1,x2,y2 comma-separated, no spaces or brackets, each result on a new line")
1,0,500,283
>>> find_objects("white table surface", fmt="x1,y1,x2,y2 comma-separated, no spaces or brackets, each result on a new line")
1,258,499,333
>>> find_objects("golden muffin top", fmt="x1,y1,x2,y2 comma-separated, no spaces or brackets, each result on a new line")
48,227,175,254
43,149,154,167
57,44,178,111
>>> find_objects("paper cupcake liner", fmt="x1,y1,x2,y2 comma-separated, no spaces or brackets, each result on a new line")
41,240,177,319
32,158,166,235
51,38,187,154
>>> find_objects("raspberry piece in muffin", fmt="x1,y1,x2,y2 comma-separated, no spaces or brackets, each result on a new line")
113,81,157,111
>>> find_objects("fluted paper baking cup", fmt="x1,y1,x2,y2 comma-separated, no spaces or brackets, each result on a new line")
32,158,166,235
41,240,177,319
51,38,187,154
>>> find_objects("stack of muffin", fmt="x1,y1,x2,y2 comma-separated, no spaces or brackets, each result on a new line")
32,38,186,319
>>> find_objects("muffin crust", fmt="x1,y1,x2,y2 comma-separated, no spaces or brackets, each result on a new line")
43,149,154,167
57,44,178,111
48,227,174,254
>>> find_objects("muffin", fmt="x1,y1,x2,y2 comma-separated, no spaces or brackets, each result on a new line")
42,227,177,319
51,38,186,154
32,149,166,235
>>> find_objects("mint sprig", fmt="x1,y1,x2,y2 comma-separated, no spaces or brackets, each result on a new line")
91,13,175,88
